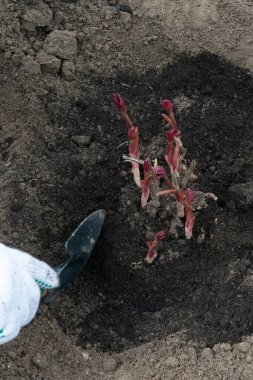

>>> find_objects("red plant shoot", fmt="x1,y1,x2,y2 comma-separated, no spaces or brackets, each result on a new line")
153,165,166,180
162,113,176,130
165,144,180,190
146,231,166,264
113,93,134,130
113,93,141,187
165,129,180,171
161,99,173,113
141,158,152,208
112,93,126,111
128,127,141,187
161,99,178,131
128,127,140,159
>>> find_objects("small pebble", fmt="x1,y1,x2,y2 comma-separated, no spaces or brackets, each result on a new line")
103,357,118,372
119,4,133,15
179,353,189,361
82,351,89,360
165,356,179,368
32,353,48,369
237,342,250,353
213,343,221,352
8,351,17,360
201,348,213,359
19,182,26,191
220,343,232,351
246,336,253,344
72,135,91,146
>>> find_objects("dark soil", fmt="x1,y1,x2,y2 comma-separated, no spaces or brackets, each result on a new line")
1,0,253,378
13,52,251,353
0,44,253,378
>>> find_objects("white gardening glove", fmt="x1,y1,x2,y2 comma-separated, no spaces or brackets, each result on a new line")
0,243,59,345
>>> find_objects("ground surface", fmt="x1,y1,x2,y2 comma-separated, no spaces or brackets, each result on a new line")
0,0,253,379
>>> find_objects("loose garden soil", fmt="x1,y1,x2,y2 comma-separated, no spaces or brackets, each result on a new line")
0,1,252,379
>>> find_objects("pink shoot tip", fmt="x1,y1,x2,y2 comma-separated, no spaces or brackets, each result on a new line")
112,93,125,111
153,165,166,180
161,99,178,131
161,99,173,113
146,231,166,263
155,230,166,241
146,241,158,264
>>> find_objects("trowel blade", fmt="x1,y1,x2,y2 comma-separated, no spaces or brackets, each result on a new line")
43,209,106,302
65,209,106,262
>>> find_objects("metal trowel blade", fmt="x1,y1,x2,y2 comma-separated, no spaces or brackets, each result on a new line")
43,209,106,302
65,209,106,262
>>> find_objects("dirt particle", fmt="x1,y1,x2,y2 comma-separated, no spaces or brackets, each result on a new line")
43,30,77,60
22,56,41,75
65,23,74,31
212,343,222,353
104,7,117,21
84,62,96,73
95,43,103,51
33,41,44,52
8,351,17,360
229,181,253,210
187,347,197,360
165,356,179,367
32,353,48,369
35,50,61,75
119,4,133,15
146,199,160,218
61,60,75,80
120,12,132,28
179,353,189,361
220,343,232,351
201,348,213,359
54,11,65,25
22,1,53,31
72,135,91,146
103,357,118,372
82,351,90,360
237,342,250,353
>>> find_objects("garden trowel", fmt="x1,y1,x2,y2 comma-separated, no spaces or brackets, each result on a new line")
42,209,106,302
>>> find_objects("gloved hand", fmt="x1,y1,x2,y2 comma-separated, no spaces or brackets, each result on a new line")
0,243,59,345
